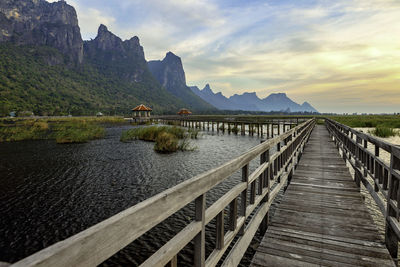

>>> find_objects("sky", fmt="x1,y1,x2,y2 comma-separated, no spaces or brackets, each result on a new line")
52,0,400,113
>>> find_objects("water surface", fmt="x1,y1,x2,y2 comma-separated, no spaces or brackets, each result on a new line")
0,126,262,265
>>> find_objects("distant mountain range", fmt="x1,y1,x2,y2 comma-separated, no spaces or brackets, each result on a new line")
190,84,318,113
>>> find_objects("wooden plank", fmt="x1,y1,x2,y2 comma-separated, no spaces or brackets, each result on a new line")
251,125,395,267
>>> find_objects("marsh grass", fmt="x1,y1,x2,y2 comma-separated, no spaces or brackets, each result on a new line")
121,126,198,153
0,116,118,143
53,122,105,143
368,125,397,138
329,115,400,128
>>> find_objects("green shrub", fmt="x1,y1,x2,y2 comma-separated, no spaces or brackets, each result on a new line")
154,132,179,153
369,125,396,138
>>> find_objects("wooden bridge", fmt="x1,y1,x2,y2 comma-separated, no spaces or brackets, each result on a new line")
5,118,400,267
251,124,395,266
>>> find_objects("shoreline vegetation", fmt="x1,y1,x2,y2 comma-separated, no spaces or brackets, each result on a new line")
329,116,400,138
120,126,199,153
0,115,399,142
0,116,126,143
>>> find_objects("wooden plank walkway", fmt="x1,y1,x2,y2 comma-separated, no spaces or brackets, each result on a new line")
250,125,395,267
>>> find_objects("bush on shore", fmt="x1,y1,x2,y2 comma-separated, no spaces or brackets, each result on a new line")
369,125,397,138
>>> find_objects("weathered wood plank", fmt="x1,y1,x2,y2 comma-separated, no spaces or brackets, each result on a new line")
251,125,395,267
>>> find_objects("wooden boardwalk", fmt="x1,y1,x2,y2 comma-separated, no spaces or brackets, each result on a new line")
251,125,395,267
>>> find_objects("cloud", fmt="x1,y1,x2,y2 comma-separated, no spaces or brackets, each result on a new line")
60,0,400,113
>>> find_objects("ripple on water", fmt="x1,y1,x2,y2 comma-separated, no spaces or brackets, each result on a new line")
0,126,265,265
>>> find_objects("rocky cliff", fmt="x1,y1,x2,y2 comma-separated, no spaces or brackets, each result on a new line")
84,24,147,82
0,0,83,64
148,52,214,111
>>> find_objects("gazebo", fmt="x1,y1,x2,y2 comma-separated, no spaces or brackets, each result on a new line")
132,104,152,118
178,108,192,116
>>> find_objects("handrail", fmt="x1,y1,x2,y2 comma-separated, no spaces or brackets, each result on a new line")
11,119,315,267
325,118,400,260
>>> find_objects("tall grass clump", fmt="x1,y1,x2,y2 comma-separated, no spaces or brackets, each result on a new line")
121,126,198,153
154,132,179,153
0,120,50,142
369,125,397,138
53,121,105,143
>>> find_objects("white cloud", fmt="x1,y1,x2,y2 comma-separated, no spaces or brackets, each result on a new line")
57,0,400,113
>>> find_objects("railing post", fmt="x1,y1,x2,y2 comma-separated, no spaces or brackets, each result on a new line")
229,198,238,231
239,164,249,235
354,136,362,189
167,255,178,267
374,144,380,192
194,194,206,267
260,147,270,235
385,153,400,260
216,211,224,249
277,142,281,182
363,140,368,177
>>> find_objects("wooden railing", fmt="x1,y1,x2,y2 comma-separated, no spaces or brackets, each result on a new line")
325,118,400,260
11,119,315,267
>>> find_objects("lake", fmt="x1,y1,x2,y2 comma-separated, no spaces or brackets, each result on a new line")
0,125,266,266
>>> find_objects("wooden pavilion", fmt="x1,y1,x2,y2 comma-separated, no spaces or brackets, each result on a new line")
177,108,192,116
132,104,152,118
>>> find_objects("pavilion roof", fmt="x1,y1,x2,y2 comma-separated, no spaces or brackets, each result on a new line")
178,108,192,115
132,104,152,111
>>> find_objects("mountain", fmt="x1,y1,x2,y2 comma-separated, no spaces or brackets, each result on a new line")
189,84,235,110
148,52,214,111
0,0,83,64
229,92,265,111
0,0,190,115
0,0,216,115
190,84,318,113
84,24,147,83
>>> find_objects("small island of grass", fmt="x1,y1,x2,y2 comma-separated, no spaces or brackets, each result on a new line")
120,126,199,153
